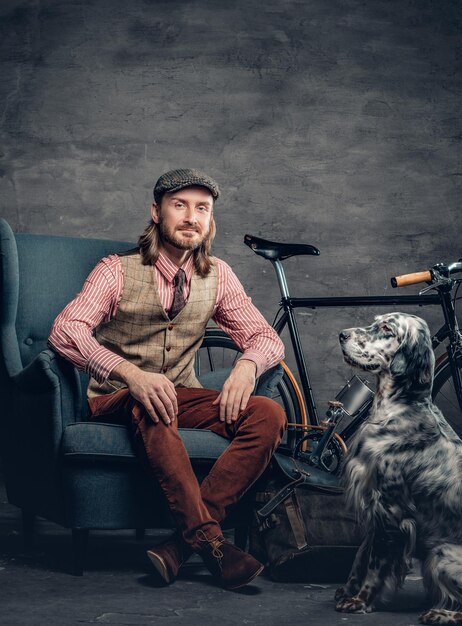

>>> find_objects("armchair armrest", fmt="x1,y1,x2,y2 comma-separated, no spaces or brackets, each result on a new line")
2,350,84,521
12,349,70,392
10,349,83,438
0,350,81,523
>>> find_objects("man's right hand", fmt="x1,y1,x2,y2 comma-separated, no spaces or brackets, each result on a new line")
111,361,178,425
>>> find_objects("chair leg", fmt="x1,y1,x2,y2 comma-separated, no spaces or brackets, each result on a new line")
22,510,35,551
135,528,145,541
234,526,249,550
71,529,89,576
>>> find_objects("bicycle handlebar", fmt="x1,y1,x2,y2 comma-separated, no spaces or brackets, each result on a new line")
391,271,432,288
448,261,462,275
391,260,462,288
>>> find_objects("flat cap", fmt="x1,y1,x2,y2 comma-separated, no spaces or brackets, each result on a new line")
153,168,220,204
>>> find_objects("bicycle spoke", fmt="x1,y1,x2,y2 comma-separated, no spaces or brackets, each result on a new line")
206,346,215,371
437,388,459,412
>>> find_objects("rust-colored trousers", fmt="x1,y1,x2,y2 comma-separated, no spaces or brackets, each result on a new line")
89,387,286,550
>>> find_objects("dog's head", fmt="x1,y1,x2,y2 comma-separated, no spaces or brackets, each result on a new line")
339,313,434,394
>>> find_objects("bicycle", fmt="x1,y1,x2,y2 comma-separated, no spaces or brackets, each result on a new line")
197,234,462,473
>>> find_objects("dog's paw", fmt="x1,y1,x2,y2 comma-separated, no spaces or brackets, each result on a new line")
335,596,369,613
419,608,462,624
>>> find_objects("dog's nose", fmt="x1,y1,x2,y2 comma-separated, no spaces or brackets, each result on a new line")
339,331,350,343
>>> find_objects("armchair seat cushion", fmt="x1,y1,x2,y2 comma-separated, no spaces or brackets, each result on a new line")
61,422,230,465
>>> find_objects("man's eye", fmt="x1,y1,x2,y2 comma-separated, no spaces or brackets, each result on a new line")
175,202,184,208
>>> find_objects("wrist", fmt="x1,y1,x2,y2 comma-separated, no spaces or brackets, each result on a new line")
111,360,140,386
235,359,257,377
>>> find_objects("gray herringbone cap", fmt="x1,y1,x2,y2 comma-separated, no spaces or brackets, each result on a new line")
153,169,220,203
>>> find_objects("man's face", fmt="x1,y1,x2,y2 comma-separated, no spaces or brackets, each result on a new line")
151,186,214,251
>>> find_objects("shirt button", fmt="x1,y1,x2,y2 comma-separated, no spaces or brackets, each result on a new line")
25,338,33,346
165,346,171,352
168,324,174,331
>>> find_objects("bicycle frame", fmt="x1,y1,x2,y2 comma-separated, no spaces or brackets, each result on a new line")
270,258,461,433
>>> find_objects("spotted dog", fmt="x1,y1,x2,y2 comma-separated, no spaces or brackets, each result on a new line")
335,312,462,625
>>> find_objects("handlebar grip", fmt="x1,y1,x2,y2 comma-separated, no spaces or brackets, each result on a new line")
391,271,432,288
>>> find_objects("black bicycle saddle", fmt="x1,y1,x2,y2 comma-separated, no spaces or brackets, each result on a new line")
244,234,320,261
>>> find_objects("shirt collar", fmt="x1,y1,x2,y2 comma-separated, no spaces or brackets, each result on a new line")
155,252,194,284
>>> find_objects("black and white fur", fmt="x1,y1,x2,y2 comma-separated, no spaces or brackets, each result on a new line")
336,312,462,625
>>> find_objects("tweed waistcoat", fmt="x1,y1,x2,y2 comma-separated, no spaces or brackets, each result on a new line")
87,250,218,398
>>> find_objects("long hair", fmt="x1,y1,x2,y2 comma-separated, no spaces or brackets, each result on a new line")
137,213,216,278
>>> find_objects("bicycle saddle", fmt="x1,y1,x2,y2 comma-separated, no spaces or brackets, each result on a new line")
244,234,320,261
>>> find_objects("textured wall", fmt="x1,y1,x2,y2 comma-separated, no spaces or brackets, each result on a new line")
1,0,461,406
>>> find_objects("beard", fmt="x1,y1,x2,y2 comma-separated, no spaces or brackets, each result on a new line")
158,218,209,251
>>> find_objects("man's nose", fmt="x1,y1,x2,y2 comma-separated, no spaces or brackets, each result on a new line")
184,208,196,223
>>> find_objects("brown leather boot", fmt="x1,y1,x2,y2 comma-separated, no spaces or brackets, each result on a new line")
196,531,264,590
147,534,193,583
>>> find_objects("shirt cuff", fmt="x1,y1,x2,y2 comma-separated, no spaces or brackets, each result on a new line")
237,350,268,379
85,346,125,384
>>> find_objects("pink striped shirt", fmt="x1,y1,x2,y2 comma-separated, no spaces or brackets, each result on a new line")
48,251,284,384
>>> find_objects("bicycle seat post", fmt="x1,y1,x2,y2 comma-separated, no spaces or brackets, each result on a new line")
271,259,291,300
270,257,316,417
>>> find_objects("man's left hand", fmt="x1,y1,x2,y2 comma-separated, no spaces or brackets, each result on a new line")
212,359,257,424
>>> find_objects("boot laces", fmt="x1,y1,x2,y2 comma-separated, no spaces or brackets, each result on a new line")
196,529,225,561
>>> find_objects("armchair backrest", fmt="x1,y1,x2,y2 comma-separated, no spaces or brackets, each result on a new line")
0,219,134,399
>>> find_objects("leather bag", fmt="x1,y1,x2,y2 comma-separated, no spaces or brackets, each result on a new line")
249,451,363,583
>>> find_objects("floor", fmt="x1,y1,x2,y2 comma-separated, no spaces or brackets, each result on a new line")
0,479,429,626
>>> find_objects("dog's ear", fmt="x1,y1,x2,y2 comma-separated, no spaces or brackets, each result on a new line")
390,324,434,392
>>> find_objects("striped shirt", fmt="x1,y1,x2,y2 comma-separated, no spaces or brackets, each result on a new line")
48,251,284,384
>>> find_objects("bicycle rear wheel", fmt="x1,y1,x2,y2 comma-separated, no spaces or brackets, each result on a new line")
197,328,306,450
432,353,462,437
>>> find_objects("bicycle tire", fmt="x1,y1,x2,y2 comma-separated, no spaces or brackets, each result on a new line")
197,328,306,450
432,352,462,438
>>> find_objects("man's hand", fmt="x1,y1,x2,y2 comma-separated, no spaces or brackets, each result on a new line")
212,359,257,424
112,361,178,425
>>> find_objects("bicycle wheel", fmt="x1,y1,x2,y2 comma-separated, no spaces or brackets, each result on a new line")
432,353,462,438
197,328,306,450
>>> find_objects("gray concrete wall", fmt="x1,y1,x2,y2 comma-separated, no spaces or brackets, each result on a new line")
1,0,461,406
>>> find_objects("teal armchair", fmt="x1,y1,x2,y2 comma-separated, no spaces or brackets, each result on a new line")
0,219,282,574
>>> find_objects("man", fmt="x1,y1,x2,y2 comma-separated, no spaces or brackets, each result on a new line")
48,168,286,590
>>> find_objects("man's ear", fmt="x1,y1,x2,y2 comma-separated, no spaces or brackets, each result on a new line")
151,202,160,224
